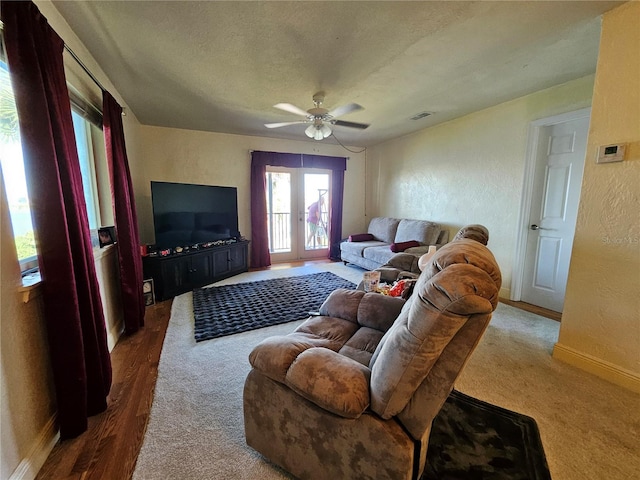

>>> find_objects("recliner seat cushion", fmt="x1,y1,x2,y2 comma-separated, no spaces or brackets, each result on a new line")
248,288,405,416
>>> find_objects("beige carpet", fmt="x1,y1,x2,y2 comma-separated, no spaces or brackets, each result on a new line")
132,263,640,480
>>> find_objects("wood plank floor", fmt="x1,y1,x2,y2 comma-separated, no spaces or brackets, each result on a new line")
499,298,562,322
34,260,559,479
35,299,172,480
34,260,323,479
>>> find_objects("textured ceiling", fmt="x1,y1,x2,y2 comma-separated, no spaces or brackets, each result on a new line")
51,1,622,147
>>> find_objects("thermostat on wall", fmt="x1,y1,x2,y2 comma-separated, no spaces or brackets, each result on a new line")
596,143,626,164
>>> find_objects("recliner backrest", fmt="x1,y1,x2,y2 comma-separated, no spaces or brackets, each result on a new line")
368,239,502,436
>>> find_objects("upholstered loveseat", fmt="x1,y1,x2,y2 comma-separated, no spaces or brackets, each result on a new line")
243,237,502,480
340,216,449,271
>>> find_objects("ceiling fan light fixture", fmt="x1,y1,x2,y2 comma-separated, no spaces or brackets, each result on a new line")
305,123,332,140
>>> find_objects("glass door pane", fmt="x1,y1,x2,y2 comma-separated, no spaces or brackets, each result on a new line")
266,169,297,262
300,171,330,259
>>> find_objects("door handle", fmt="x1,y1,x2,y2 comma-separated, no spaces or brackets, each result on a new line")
530,224,549,231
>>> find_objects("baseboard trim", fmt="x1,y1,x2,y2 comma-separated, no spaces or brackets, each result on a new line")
9,415,59,480
499,287,511,301
553,343,640,393
107,317,124,352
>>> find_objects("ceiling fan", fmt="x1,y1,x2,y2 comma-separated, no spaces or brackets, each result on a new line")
265,92,370,140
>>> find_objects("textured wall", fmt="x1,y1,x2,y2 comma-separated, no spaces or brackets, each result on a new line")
365,75,595,297
557,1,640,378
1,172,56,480
136,127,366,246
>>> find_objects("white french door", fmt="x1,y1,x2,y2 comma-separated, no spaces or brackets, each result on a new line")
266,167,331,262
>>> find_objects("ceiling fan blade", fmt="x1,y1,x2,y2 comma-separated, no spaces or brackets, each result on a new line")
264,121,306,128
273,103,310,117
332,119,370,130
327,103,363,119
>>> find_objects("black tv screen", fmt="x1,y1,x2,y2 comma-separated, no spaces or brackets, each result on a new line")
151,181,239,248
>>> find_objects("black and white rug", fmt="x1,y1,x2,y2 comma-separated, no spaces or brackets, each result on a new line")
193,272,356,342
424,390,551,480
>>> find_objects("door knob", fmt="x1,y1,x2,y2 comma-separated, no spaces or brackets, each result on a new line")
530,224,548,230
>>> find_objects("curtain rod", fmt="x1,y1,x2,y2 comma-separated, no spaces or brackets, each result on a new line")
0,22,105,93
64,44,106,92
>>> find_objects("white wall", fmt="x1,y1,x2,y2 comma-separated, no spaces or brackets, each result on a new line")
366,75,595,298
136,127,367,250
1,173,56,480
554,1,640,390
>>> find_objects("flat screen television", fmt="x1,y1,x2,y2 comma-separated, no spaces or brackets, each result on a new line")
151,181,239,249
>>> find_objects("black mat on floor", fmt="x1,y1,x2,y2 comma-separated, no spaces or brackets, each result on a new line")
424,390,552,480
192,272,355,342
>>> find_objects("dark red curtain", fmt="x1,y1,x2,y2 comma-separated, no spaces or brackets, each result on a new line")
250,151,301,268
250,151,347,267
2,1,112,439
103,91,145,333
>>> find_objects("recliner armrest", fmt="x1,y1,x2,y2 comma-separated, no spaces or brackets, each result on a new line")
285,347,371,418
248,335,317,383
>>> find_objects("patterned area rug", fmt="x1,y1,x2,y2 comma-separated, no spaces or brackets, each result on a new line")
424,390,551,480
193,272,355,342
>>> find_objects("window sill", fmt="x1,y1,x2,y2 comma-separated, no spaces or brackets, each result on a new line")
17,246,116,304
19,271,42,303
93,243,116,260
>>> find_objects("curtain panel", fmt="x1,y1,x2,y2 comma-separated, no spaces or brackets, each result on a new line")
2,0,112,439
250,151,301,267
103,91,145,333
250,151,347,267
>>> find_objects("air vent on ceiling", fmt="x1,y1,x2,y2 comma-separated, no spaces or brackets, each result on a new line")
410,111,432,121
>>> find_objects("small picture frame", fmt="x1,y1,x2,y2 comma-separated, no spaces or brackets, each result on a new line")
142,278,155,306
98,226,116,248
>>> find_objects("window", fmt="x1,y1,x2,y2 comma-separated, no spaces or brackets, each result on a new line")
0,42,112,274
69,86,113,238
0,58,38,271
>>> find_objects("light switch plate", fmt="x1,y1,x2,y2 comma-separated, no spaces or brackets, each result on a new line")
596,143,626,164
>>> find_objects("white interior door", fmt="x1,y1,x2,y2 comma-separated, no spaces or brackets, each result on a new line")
265,167,330,262
521,115,589,312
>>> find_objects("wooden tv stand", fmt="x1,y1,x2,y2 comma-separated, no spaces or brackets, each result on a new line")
142,240,249,301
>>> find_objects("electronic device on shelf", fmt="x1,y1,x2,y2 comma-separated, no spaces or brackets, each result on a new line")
150,181,240,250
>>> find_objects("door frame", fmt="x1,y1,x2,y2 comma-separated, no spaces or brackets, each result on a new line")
265,166,331,263
510,107,591,302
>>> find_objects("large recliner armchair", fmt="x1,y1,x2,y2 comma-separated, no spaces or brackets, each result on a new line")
243,238,502,480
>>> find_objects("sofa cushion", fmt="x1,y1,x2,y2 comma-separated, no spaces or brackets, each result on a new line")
390,240,421,252
340,240,387,258
395,219,441,245
368,217,400,244
363,245,396,266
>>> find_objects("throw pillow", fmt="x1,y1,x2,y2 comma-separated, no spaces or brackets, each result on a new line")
390,240,420,252
349,233,375,242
